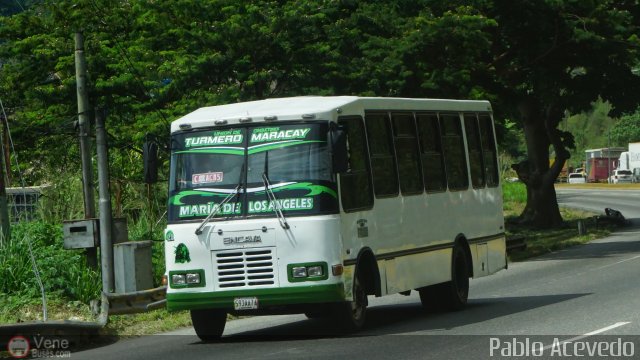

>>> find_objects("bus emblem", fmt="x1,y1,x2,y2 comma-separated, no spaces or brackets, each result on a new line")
223,236,262,245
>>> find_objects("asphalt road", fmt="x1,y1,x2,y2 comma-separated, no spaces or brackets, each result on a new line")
72,188,640,359
555,187,640,223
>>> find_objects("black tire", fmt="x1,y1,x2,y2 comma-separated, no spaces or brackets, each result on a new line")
418,282,447,311
304,305,331,319
419,243,470,312
190,309,227,342
444,243,470,311
333,275,367,332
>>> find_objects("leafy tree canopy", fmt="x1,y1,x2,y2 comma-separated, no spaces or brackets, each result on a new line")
610,107,640,146
0,0,496,182
1,0,640,229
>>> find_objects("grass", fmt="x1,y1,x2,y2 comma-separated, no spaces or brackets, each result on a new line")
0,296,95,323
506,208,611,261
102,310,193,336
504,181,613,261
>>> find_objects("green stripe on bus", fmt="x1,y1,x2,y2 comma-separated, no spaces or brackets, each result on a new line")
170,190,230,205
166,283,345,311
175,148,245,155
247,140,324,154
255,182,338,199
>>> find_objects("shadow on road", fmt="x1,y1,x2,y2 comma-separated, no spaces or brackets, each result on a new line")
206,293,589,342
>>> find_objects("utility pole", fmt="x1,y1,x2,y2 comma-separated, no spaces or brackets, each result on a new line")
2,114,10,184
75,32,97,267
0,109,9,244
608,131,612,183
96,109,114,293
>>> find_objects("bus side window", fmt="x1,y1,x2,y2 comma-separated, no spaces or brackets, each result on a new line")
479,114,500,187
365,112,399,197
338,116,374,212
416,113,447,193
391,112,423,195
464,113,486,188
440,113,469,191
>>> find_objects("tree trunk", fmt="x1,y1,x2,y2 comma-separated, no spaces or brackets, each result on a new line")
513,98,566,229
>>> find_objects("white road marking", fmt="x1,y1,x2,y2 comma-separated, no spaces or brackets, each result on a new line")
540,322,631,351
595,254,640,270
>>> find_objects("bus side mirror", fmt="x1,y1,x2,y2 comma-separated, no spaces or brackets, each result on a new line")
331,126,349,174
143,140,158,184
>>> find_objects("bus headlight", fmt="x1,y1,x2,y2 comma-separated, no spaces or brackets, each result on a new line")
292,267,308,278
172,274,186,285
186,273,201,284
307,265,323,277
288,262,328,282
169,270,205,288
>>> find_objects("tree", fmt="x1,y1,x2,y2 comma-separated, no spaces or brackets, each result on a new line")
2,0,640,230
483,0,640,228
564,98,616,167
0,0,498,184
610,108,640,145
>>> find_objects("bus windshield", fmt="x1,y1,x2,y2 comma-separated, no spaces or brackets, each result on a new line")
168,122,338,223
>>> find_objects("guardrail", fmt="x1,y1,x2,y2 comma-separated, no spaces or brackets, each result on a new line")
106,286,167,315
506,235,526,253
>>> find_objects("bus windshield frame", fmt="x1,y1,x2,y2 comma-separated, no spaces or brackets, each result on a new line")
168,121,338,223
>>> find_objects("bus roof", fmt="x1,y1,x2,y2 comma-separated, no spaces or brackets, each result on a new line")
171,96,492,132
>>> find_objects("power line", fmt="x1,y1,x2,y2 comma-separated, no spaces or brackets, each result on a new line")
13,0,25,11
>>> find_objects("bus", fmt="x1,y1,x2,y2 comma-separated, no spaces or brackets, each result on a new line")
162,96,506,341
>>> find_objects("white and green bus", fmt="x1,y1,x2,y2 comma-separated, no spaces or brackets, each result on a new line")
163,96,506,340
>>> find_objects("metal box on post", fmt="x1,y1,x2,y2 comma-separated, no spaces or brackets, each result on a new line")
111,217,129,244
63,218,128,248
62,219,99,249
113,241,154,293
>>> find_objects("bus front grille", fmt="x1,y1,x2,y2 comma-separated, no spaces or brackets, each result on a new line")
214,248,277,288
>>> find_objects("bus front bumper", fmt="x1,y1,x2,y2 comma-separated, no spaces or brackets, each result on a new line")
166,283,345,312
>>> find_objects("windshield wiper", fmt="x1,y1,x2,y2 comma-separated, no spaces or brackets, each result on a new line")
195,164,245,235
262,151,290,230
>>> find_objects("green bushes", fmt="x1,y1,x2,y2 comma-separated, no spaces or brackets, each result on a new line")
127,208,167,287
502,181,527,203
0,221,101,305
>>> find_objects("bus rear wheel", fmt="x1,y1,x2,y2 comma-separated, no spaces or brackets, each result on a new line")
419,243,469,311
190,309,227,342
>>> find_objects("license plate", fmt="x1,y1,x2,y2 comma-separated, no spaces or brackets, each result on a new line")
234,297,259,310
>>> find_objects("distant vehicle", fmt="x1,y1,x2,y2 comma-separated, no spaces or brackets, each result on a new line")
585,148,625,182
567,173,586,184
609,169,633,184
586,157,618,182
617,143,640,174
634,168,640,183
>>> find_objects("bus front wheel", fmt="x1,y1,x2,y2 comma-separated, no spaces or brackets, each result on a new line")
190,309,227,342
334,275,367,332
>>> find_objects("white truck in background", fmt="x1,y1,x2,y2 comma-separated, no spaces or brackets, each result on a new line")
617,142,640,182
